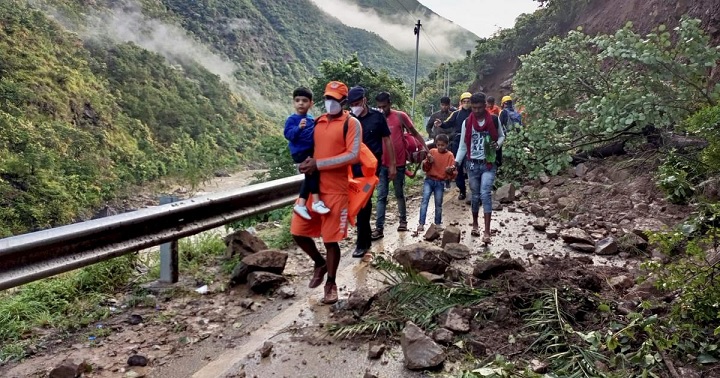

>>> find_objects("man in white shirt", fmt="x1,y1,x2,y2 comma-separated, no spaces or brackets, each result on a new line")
454,92,505,243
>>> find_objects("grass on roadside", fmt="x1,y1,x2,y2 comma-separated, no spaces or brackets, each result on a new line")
0,255,136,363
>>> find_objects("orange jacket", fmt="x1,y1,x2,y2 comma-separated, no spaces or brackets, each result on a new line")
422,149,457,181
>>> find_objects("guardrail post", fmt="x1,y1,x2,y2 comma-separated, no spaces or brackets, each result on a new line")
159,195,180,283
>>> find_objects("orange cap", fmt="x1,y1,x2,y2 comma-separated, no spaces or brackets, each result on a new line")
324,81,349,100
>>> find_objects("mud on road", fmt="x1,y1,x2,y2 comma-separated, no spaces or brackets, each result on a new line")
1,160,691,378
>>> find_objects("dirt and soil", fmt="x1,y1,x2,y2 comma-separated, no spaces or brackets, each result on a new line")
0,152,700,377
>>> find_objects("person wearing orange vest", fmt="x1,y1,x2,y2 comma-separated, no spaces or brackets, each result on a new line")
291,81,362,305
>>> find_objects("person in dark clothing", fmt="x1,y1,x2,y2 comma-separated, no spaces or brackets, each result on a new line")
425,96,453,139
347,86,395,259
434,92,472,200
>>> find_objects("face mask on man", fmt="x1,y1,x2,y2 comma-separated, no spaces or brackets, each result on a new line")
350,104,364,116
325,99,342,115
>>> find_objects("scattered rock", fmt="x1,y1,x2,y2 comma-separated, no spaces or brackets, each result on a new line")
530,359,549,374
575,163,589,178
247,272,287,293
441,226,461,247
240,298,254,309
608,275,634,290
595,237,619,255
577,272,602,292
466,339,487,357
49,362,81,378
632,218,668,239
473,258,525,280
492,201,503,211
624,277,664,301
348,288,375,314
123,369,148,378
559,228,594,245
400,322,446,370
496,184,516,203
557,197,575,207
214,169,232,177
277,286,296,299
127,314,143,325
424,224,441,241
443,308,470,333
363,371,379,378
538,187,551,198
230,250,288,285
678,367,701,378
394,243,449,274
367,343,386,359
224,230,268,259
522,243,535,250
127,355,148,367
532,218,547,231
529,204,546,217
545,229,559,239
443,243,470,260
569,243,596,253
498,249,511,259
419,271,445,283
259,341,274,358
539,173,550,184
621,232,649,251
431,328,454,345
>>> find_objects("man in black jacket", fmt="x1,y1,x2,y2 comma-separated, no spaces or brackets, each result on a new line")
425,96,452,139
434,92,472,200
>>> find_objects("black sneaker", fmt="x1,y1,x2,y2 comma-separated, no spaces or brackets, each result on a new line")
352,247,368,258
370,229,384,240
458,193,466,201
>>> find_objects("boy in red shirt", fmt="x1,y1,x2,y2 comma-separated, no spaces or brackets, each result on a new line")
417,134,457,232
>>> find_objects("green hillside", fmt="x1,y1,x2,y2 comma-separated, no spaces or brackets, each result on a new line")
0,0,272,236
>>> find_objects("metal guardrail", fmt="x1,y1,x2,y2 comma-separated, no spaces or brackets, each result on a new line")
0,175,304,291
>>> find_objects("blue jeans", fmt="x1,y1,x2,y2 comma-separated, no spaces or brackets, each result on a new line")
467,160,496,214
419,178,445,225
375,166,406,230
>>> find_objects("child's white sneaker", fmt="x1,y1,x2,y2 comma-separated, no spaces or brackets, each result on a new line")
312,201,331,215
294,205,312,220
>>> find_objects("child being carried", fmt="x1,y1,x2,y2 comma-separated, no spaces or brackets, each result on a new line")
283,87,330,220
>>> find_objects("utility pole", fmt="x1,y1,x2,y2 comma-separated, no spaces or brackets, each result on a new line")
412,19,421,118
446,64,450,97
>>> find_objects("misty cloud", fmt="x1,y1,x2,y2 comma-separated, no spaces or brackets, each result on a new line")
44,1,282,112
309,0,475,58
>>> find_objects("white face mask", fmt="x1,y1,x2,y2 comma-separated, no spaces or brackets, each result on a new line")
350,105,364,116
325,99,342,115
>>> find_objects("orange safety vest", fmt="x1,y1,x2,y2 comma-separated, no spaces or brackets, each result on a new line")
347,140,378,226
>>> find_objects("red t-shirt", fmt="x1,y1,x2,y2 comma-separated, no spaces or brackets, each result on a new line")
381,110,415,168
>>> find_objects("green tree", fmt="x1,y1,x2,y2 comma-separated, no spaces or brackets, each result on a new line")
503,17,720,180
311,54,410,111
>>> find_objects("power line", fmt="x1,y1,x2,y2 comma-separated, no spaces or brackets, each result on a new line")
389,0,442,57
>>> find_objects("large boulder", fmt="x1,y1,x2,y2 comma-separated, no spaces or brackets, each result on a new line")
400,322,446,370
441,226,461,247
559,228,594,245
424,224,441,241
224,230,268,259
394,243,449,274
473,258,525,280
230,250,288,286
495,184,516,203
247,271,287,293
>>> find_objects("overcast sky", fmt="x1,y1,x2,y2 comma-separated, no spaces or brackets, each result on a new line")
418,0,540,38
